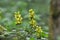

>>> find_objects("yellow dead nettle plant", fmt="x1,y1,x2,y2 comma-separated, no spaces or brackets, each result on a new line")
29,9,43,38
29,9,36,27
14,11,23,25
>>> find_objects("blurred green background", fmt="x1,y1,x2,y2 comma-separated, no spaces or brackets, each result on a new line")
0,0,50,40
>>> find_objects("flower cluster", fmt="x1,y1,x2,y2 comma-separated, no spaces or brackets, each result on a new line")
29,9,43,38
29,9,37,27
29,19,37,27
14,11,23,25
29,9,35,19
35,26,43,38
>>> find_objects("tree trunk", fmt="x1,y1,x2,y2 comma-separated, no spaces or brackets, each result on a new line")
49,0,60,40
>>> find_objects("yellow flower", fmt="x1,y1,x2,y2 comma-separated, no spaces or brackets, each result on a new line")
29,9,35,19
29,13,34,18
35,26,43,33
14,11,23,25
15,15,21,18
35,26,43,38
30,19,36,26
15,11,20,14
29,11,34,15
29,9,33,13
15,21,22,24
36,33,40,37
16,18,20,20
17,21,21,23
20,17,22,21
39,27,43,32
15,11,21,19
32,25,36,28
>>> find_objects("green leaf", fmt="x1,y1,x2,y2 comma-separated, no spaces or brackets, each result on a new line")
30,37,35,40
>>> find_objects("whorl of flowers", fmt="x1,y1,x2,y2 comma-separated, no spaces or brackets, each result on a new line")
29,9,35,19
14,11,23,25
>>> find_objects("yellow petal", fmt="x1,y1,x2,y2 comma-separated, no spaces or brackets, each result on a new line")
16,18,20,20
